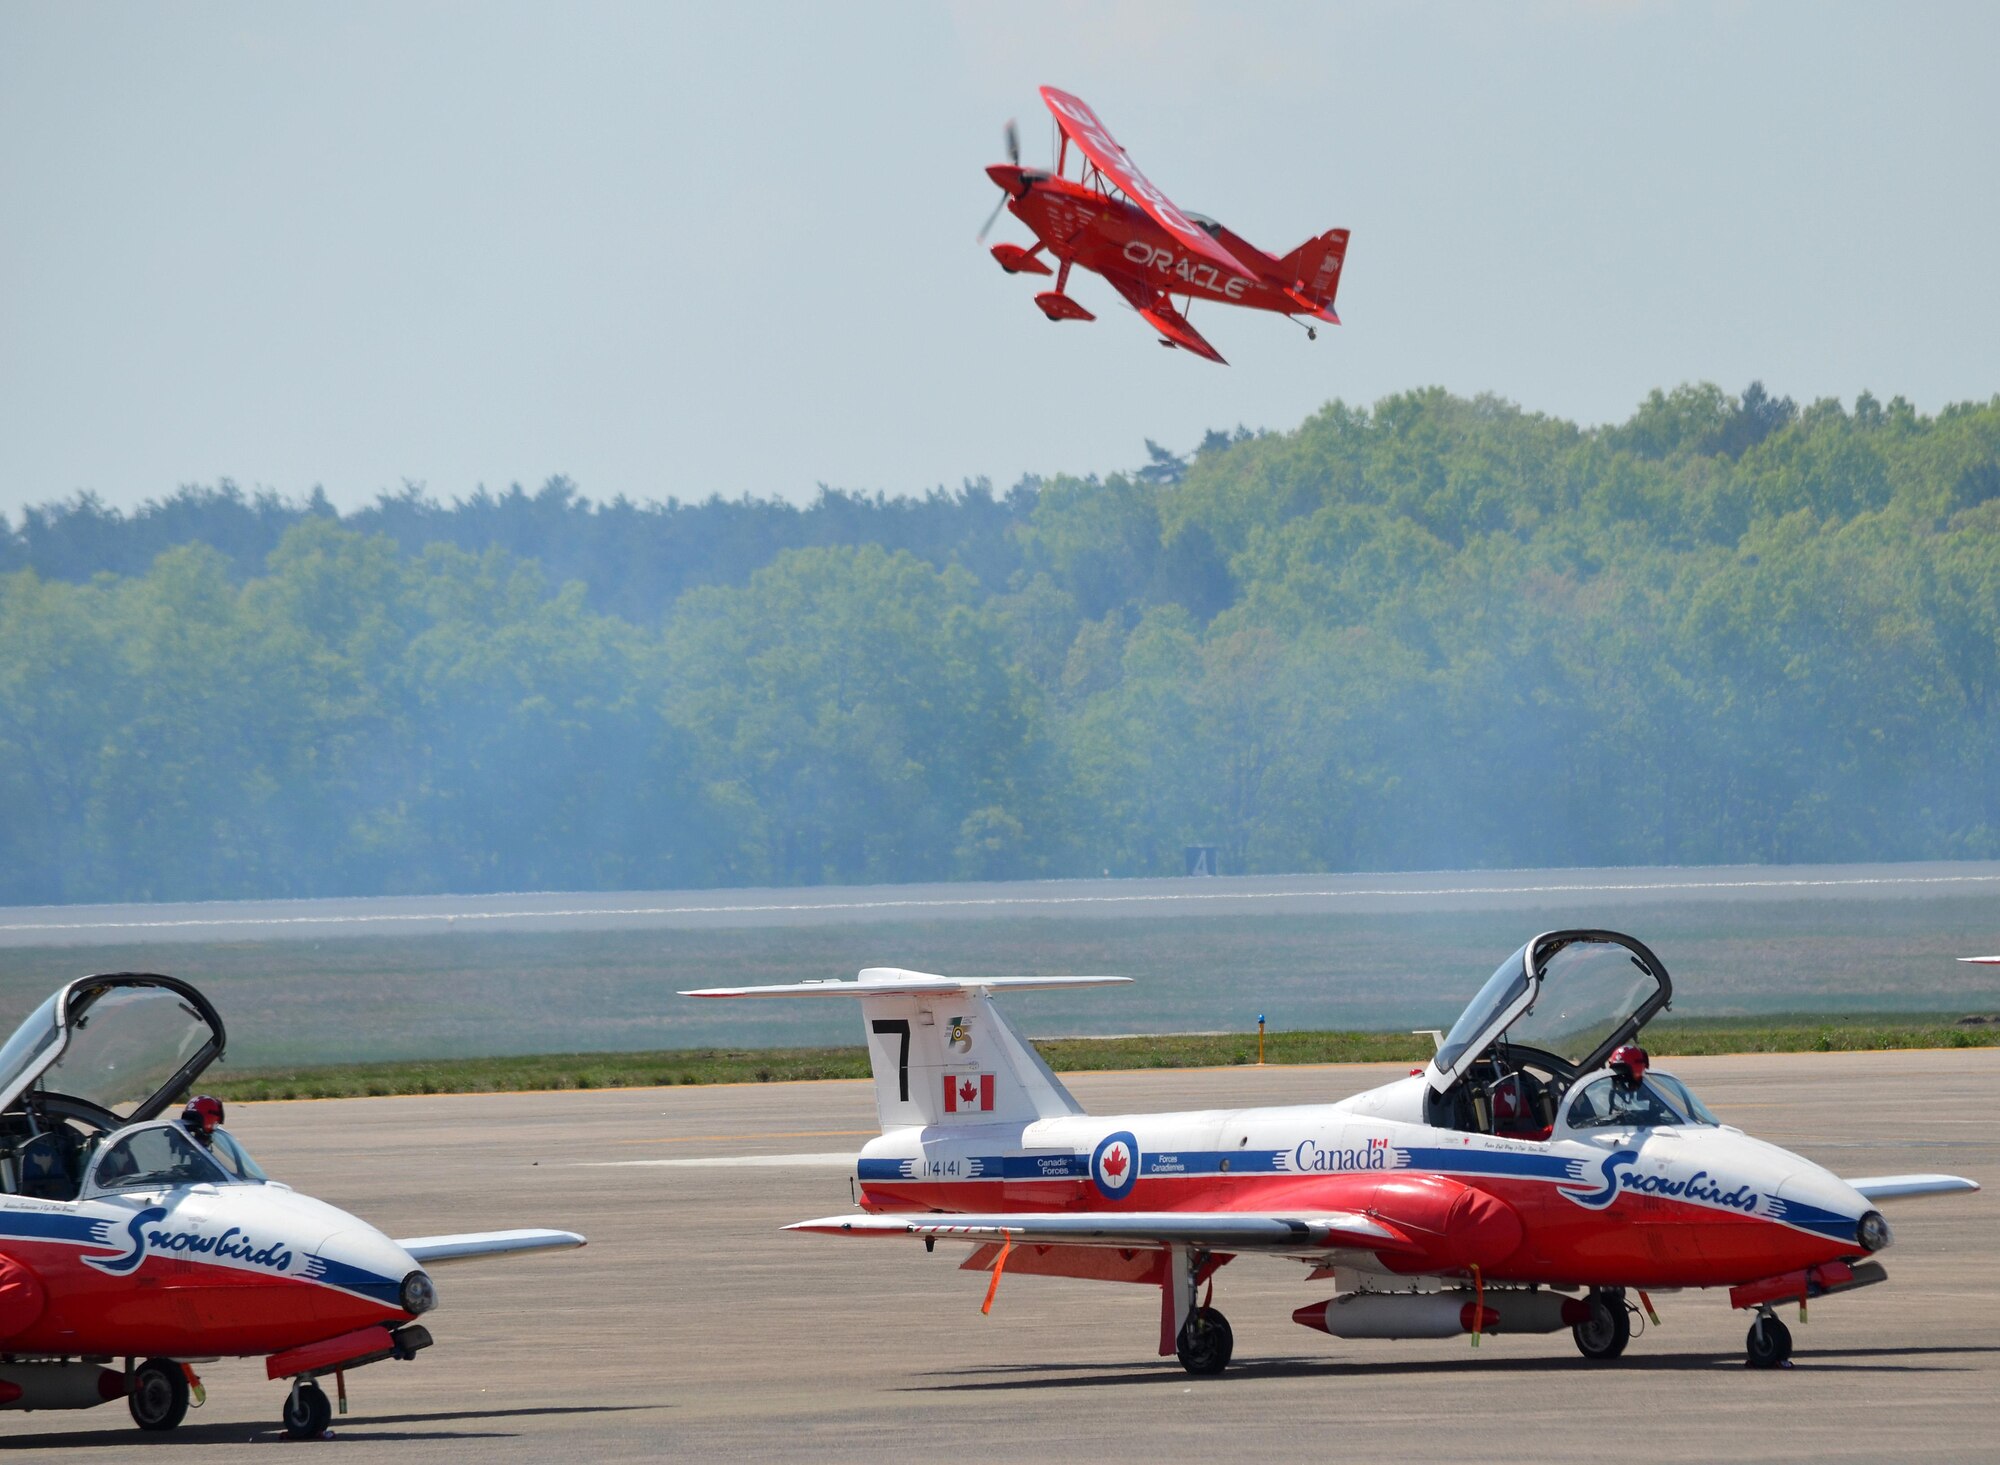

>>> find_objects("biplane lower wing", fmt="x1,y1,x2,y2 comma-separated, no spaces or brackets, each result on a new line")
1101,271,1226,364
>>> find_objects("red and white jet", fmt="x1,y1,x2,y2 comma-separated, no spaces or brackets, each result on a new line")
980,87,1349,363
689,930,1977,1374
0,974,582,1437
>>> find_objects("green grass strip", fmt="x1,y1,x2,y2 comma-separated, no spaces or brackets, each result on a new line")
200,1012,2000,1102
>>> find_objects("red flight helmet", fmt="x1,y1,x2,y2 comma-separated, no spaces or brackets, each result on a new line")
1608,1044,1650,1088
180,1094,225,1139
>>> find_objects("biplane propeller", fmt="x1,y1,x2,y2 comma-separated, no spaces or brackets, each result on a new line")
982,87,1350,364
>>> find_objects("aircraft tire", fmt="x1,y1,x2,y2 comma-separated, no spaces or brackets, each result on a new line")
1571,1291,1631,1361
283,1380,333,1439
129,1358,189,1432
1176,1306,1234,1375
1745,1314,1793,1368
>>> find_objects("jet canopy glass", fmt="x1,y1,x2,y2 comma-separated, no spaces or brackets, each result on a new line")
1427,931,1671,1093
0,974,226,1127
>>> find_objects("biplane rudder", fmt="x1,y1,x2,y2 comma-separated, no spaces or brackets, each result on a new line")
1278,228,1350,317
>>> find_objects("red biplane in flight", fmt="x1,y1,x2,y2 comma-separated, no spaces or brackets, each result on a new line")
980,87,1349,364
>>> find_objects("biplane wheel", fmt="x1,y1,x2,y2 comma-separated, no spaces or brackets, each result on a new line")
129,1358,189,1432
282,1379,333,1439
1308,327,1318,340
1745,1313,1793,1368
1176,1306,1234,1375
1572,1290,1631,1361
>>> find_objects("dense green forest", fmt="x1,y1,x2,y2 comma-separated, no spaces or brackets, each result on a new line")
4,382,1998,905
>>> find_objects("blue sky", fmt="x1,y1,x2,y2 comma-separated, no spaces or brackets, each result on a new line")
2,1,1996,515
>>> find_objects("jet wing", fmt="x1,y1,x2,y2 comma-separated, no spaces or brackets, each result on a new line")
1039,87,1256,280
787,1210,1411,1259
1100,272,1227,364
395,1229,587,1265
1843,1174,1981,1202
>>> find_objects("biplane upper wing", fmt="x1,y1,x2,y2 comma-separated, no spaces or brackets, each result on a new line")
1101,271,1228,364
1040,86,1256,280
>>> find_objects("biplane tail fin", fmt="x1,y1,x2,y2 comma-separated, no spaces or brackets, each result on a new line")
1278,228,1350,321
681,970,1127,1131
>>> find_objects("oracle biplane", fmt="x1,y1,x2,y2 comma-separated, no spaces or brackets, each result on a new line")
979,87,1350,364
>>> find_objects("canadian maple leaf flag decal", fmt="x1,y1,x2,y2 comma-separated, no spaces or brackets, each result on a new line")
943,1072,995,1113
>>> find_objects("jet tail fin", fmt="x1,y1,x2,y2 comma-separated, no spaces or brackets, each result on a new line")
681,970,1126,1130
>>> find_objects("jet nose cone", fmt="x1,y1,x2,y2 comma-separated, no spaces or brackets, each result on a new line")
316,1226,432,1314
1774,1167,1884,1253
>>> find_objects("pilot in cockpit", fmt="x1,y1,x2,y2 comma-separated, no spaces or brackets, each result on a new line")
179,1095,225,1148
1607,1045,1670,1124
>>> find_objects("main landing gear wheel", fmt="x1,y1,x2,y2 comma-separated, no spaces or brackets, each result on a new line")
283,1379,333,1439
129,1357,189,1432
1572,1290,1632,1361
1177,1306,1234,1375
1745,1313,1794,1368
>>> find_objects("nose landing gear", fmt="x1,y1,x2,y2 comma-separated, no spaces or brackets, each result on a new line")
283,1377,333,1439
1745,1307,1794,1368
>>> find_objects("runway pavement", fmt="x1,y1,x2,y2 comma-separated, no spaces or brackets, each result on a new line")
7,1050,1997,1461
6,860,2000,944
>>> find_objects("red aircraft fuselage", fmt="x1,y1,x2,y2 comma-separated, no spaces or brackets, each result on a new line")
988,165,1297,316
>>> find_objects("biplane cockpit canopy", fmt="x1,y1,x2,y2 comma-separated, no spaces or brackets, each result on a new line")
1184,212,1226,238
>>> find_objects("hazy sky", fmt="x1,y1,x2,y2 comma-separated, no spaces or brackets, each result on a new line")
3,2,1997,517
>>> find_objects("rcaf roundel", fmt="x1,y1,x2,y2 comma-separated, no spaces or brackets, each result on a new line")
1091,1130,1140,1200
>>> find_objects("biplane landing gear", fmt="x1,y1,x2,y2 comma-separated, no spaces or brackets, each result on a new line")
1307,326,1317,340
1176,1306,1234,1375
128,1358,189,1432
1572,1288,1632,1361
283,1378,333,1440
1745,1309,1793,1369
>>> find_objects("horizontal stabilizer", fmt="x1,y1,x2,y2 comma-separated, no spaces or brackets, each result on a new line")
682,969,1129,999
990,242,1054,276
395,1229,587,1266
1844,1174,1980,1202
786,1209,1409,1256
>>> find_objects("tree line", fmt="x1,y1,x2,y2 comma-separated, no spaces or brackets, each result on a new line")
3,384,1997,904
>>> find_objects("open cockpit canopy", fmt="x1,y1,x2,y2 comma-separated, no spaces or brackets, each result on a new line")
1426,930,1671,1094
0,974,225,1128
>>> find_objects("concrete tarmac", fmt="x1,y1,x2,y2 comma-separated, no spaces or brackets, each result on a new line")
6,1051,1996,1461
7,860,2000,945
